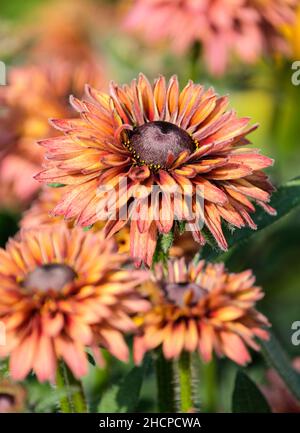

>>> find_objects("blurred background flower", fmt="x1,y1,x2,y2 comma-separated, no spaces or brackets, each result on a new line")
0,379,26,413
123,0,297,76
0,61,104,209
261,357,300,412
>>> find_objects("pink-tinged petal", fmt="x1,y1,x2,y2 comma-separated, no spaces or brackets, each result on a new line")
166,75,179,122
55,338,88,379
206,163,253,180
130,220,157,267
133,335,148,365
194,178,228,205
138,73,158,121
226,179,271,202
184,320,199,352
205,203,228,250
198,323,214,362
220,332,251,365
10,331,38,380
212,306,244,321
34,335,57,383
153,75,166,119
229,153,274,170
100,328,129,363
216,203,245,228
42,313,64,337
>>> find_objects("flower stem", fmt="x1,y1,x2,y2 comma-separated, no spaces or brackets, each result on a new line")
189,42,200,82
56,361,87,413
202,357,217,412
154,349,176,412
56,362,72,413
178,351,194,412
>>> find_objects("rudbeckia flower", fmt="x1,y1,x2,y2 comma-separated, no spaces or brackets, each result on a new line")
36,74,275,266
0,225,149,382
134,258,270,364
123,0,297,75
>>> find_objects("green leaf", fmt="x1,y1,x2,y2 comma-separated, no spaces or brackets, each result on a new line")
47,183,65,188
177,221,186,235
261,331,300,402
160,231,174,254
98,362,148,413
232,371,271,413
202,176,300,261
153,231,174,264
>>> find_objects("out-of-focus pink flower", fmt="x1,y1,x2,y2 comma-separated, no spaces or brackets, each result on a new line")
0,60,104,209
123,0,297,75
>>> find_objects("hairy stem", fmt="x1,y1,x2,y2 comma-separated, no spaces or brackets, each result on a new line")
155,349,176,412
202,357,217,412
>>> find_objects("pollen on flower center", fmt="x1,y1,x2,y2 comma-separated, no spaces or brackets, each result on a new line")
22,263,77,292
164,282,208,306
125,121,196,169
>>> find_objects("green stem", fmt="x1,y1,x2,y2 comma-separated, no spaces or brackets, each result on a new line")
202,357,217,413
189,42,200,82
56,361,87,413
154,349,176,412
178,351,193,412
56,362,72,413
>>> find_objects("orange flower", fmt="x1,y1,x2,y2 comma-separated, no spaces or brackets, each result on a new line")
20,186,130,254
0,225,149,382
27,0,112,64
0,60,103,208
133,258,269,364
36,74,275,266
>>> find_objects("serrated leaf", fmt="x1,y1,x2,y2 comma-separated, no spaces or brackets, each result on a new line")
98,363,147,413
232,371,271,413
160,231,174,254
177,221,186,235
202,176,300,261
261,331,300,402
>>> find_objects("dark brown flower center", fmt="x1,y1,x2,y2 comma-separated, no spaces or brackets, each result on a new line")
22,264,77,292
164,282,208,307
0,393,15,412
126,121,195,169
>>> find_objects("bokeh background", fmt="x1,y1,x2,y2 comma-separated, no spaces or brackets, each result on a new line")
0,0,299,412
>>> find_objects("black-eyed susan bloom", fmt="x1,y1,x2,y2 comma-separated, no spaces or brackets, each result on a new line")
0,225,149,382
134,258,270,365
36,74,275,266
